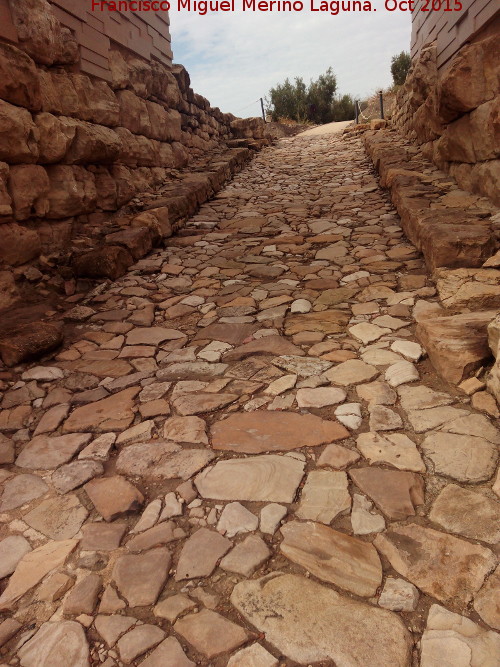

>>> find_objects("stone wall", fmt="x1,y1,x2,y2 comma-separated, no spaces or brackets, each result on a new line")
0,0,267,305
391,16,499,205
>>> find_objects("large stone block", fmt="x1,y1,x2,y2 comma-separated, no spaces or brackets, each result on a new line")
416,310,497,384
469,160,500,206
9,0,78,66
0,321,63,366
151,63,181,108
64,121,122,165
434,115,475,163
73,246,133,280
116,90,150,136
35,113,77,164
37,218,73,253
111,165,136,206
70,75,120,127
468,96,500,162
0,162,12,216
0,100,39,164
115,128,156,167
438,34,499,123
0,271,19,311
93,167,118,211
46,166,97,219
8,165,50,220
0,222,41,266
108,49,129,90
0,42,41,111
39,70,79,117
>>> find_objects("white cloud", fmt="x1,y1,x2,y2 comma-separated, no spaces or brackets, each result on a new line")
169,1,411,114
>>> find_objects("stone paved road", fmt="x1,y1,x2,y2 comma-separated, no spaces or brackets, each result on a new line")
0,131,499,666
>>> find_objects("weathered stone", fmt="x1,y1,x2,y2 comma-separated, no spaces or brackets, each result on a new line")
349,467,425,520
175,528,232,580
112,548,171,606
17,621,89,667
435,268,500,310
0,322,63,367
217,502,258,538
374,524,496,606
421,604,500,666
63,573,101,615
429,484,500,544
0,618,21,648
23,494,88,539
0,473,48,511
172,392,238,415
0,535,32,579
224,335,304,361
220,535,271,576
94,615,137,647
296,386,346,408
174,609,248,658
140,637,195,667
272,355,332,377
195,455,305,502
63,387,139,433
385,361,419,387
369,404,403,430
231,573,411,665
378,577,419,612
227,643,278,667
52,460,103,493
153,594,196,622
356,432,425,472
126,521,185,552
284,310,350,335
80,522,127,551
84,476,143,521
325,359,379,385
211,411,348,453
0,100,39,164
416,310,497,384
421,431,498,482
127,326,185,345
349,322,391,344
281,521,382,597
0,539,78,610
351,493,386,535
16,433,91,469
296,470,351,523
260,503,287,534
474,565,500,630
117,624,165,664
74,246,133,280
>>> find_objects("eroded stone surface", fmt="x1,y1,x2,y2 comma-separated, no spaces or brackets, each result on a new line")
281,521,382,597
231,573,411,665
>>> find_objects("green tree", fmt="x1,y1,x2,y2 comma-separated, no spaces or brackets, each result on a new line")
267,68,339,124
331,94,355,122
391,51,411,86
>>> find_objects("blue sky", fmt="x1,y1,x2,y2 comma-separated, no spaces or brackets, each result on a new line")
168,2,412,115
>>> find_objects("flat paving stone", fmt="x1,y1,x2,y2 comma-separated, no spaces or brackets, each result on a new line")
296,470,351,523
211,411,348,453
174,609,248,658
175,528,232,580
429,484,500,544
140,637,195,667
421,431,498,482
195,455,305,503
281,520,382,597
0,536,32,579
112,548,171,607
17,620,89,667
356,432,425,472
15,433,92,469
350,467,425,520
0,473,48,511
374,524,496,607
84,475,144,521
23,494,88,539
231,573,411,665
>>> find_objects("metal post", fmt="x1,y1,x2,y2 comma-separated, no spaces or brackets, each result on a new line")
379,91,384,120
355,100,359,125
260,98,266,122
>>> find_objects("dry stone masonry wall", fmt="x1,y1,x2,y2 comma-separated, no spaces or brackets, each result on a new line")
391,19,499,205
0,0,267,311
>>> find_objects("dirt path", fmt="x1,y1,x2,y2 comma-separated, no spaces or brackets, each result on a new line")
0,131,498,666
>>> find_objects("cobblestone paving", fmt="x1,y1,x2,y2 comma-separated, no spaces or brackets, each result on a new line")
0,132,499,666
